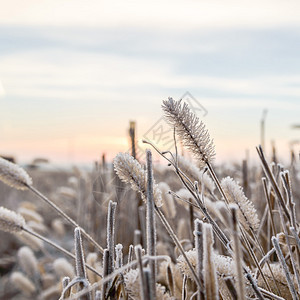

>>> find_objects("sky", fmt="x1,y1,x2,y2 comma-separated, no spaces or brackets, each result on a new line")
0,0,299,165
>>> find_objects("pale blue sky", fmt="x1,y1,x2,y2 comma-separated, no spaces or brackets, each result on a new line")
0,0,299,164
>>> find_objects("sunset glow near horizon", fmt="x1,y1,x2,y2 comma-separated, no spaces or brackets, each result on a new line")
0,0,299,166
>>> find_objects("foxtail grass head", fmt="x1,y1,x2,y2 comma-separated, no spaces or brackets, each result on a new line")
113,152,162,207
162,98,215,168
0,206,25,233
10,271,36,297
0,157,32,190
221,177,260,231
17,246,38,278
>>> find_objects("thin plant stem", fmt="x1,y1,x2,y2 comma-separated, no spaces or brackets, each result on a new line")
101,249,109,300
21,227,102,278
203,223,218,300
143,268,154,300
290,227,300,251
28,185,104,254
275,195,300,294
146,150,156,299
230,205,246,300
239,227,274,294
256,146,291,223
155,205,202,289
166,264,174,297
259,288,285,300
62,277,71,299
272,237,298,300
262,177,276,237
281,171,297,230
74,228,90,300
194,219,205,300
206,162,229,205
224,278,238,300
75,228,87,279
135,245,150,300
107,201,117,276
245,273,265,300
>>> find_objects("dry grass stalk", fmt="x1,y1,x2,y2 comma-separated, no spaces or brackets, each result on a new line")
256,145,291,222
272,236,298,300
280,171,297,229
135,245,149,300
230,204,246,300
203,223,219,300
115,244,123,269
102,249,109,300
74,227,91,300
194,219,204,300
146,150,157,299
107,201,117,276
62,277,71,298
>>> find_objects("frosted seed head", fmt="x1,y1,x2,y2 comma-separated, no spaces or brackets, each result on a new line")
10,271,36,296
0,206,25,233
17,246,38,277
221,176,260,231
162,98,215,168
53,258,75,279
0,157,32,190
113,152,162,207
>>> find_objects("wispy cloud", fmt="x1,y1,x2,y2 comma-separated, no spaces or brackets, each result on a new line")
1,49,300,101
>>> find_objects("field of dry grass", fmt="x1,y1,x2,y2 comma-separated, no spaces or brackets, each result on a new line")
0,98,299,300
